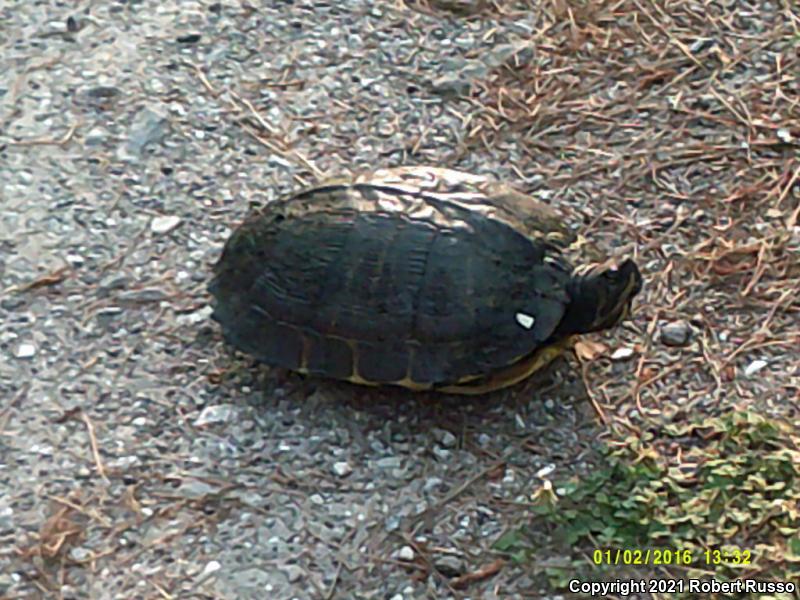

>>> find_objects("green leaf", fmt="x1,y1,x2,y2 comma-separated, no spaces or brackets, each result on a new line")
493,529,525,552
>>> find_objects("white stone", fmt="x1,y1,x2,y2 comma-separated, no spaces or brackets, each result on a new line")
194,404,236,426
15,343,36,358
176,305,214,325
201,560,221,577
69,547,91,562
744,359,768,377
536,464,556,478
439,430,456,448
332,461,352,477
514,413,526,429
611,347,635,360
397,546,415,561
150,215,182,234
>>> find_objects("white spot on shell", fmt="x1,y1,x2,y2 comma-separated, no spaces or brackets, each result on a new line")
515,312,535,329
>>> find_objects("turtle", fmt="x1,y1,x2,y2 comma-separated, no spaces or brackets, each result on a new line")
209,166,642,394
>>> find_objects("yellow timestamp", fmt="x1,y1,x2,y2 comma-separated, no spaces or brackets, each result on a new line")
704,548,752,565
593,548,753,566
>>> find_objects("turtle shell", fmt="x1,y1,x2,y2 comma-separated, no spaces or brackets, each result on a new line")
273,166,576,250
210,167,640,393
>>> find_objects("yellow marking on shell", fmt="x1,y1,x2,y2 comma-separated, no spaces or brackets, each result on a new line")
299,333,312,371
402,347,418,387
345,373,381,387
343,339,379,386
291,335,570,395
437,338,574,395
388,377,434,391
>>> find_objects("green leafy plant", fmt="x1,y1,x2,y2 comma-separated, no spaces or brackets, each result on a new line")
498,411,800,592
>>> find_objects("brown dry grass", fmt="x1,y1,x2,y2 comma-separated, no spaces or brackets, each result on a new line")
456,0,799,588
456,0,799,426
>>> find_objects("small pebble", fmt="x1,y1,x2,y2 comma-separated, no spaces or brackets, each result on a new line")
744,359,768,377
201,560,221,577
776,128,793,143
1,296,25,310
436,429,457,448
385,516,401,531
661,321,691,346
176,305,214,325
432,446,451,461
150,215,182,234
424,477,443,492
536,464,556,478
332,461,352,477
375,456,401,469
434,555,464,577
176,33,202,44
611,347,635,360
194,404,237,426
282,565,304,583
430,72,472,97
397,546,415,561
118,288,168,302
69,547,91,562
61,585,81,600
15,343,36,359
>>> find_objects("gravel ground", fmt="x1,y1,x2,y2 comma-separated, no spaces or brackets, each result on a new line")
1,0,798,599
0,2,608,599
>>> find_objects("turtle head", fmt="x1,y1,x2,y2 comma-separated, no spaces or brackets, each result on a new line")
557,259,643,336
